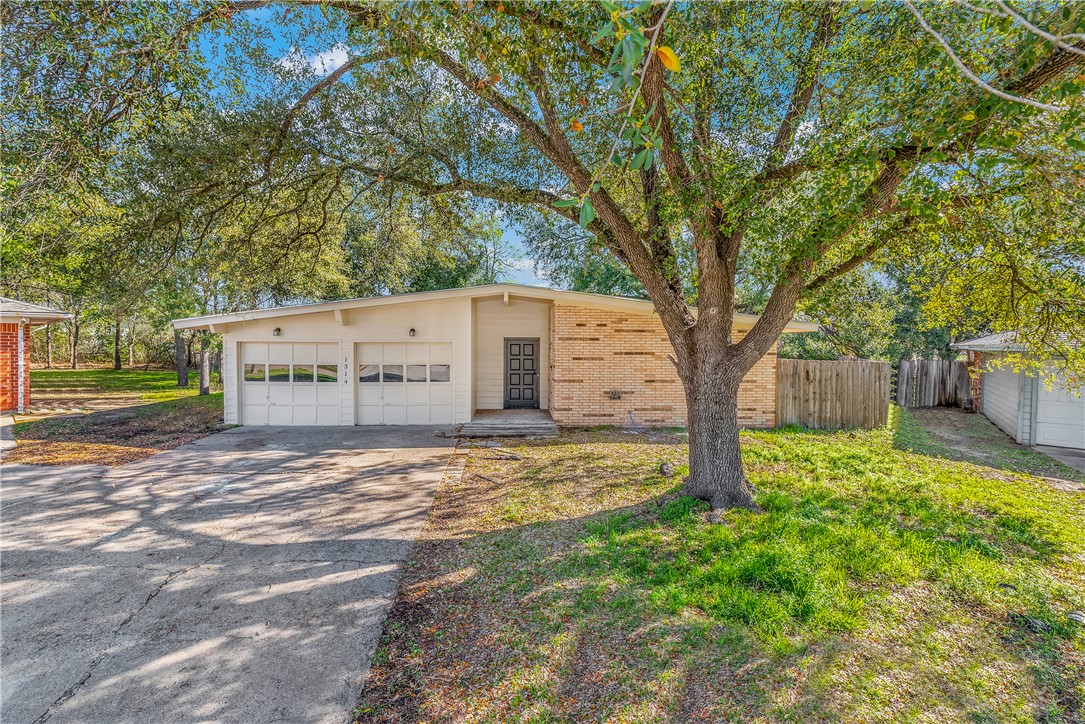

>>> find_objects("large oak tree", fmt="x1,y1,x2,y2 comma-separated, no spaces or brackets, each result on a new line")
8,0,1085,510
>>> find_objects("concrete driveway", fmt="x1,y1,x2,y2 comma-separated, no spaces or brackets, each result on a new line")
1,426,453,723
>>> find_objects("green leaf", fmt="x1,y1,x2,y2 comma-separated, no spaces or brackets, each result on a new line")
598,0,620,12
579,197,595,228
630,149,649,170
591,22,614,45
553,199,579,208
637,0,654,12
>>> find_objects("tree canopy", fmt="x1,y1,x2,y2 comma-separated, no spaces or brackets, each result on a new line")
3,0,1083,507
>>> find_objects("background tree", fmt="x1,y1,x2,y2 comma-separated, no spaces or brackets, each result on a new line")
5,0,1084,511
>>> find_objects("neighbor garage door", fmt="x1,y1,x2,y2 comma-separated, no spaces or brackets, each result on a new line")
356,342,453,424
241,343,341,425
1034,373,1085,450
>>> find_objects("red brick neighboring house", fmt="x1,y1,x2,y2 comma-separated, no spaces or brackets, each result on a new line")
0,298,72,414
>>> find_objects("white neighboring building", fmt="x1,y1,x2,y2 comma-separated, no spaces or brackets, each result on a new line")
952,333,1084,451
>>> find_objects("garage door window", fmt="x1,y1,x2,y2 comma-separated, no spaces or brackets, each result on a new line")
244,363,267,382
382,364,404,383
359,364,380,383
406,364,427,382
430,364,450,383
292,365,314,382
317,364,338,383
268,365,291,382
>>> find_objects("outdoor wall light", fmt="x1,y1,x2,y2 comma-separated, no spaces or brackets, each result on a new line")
272,328,282,337
409,328,416,337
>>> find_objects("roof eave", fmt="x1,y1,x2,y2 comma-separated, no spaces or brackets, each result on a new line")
171,284,820,333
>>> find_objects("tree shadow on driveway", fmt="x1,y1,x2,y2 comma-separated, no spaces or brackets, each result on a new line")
0,426,453,724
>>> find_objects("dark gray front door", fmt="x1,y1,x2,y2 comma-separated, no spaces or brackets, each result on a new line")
504,338,539,409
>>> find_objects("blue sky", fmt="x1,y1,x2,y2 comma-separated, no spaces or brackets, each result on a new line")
196,6,552,288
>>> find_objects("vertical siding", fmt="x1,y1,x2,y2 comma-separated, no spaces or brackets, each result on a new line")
1018,373,1035,446
340,341,355,426
222,339,239,425
473,298,550,410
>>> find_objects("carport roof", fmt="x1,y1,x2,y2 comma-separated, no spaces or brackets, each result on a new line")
0,297,72,325
172,284,818,333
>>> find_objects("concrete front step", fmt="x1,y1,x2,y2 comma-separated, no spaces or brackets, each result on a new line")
456,422,559,438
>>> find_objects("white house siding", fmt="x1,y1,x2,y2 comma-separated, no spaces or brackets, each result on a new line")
219,296,473,425
473,297,550,410
981,359,1022,440
222,340,239,424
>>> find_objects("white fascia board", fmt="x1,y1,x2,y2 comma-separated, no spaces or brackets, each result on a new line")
171,283,817,333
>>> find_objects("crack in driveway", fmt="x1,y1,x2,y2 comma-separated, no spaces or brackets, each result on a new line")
4,425,452,724
32,544,228,724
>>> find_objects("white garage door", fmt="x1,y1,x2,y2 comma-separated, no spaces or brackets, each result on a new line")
1035,374,1085,450
357,342,453,425
241,343,341,425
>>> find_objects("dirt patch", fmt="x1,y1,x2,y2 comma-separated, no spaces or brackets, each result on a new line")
7,396,224,466
909,407,1084,484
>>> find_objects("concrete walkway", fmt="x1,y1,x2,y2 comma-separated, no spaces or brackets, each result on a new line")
1035,445,1085,476
0,415,15,459
1,426,453,723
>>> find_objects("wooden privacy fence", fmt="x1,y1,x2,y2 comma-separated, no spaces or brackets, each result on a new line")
776,358,891,430
896,359,972,408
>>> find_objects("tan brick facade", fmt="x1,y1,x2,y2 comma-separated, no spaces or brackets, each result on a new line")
0,322,31,414
547,304,777,428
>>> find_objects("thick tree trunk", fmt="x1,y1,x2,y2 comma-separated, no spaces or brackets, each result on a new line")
199,334,210,396
113,319,122,370
45,324,52,369
174,329,188,387
682,365,758,511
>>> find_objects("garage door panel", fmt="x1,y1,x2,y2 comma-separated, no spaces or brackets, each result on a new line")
406,406,430,424
243,404,268,425
406,386,429,405
268,386,293,405
355,342,454,425
268,406,293,425
292,386,316,405
292,344,317,364
241,343,341,426
242,344,268,363
431,343,452,362
268,344,292,363
1035,374,1085,449
359,405,381,424
430,405,452,424
383,405,406,425
316,405,339,425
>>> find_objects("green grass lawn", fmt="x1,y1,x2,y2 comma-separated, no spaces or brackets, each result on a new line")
10,369,224,465
356,408,1084,723
28,367,216,403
